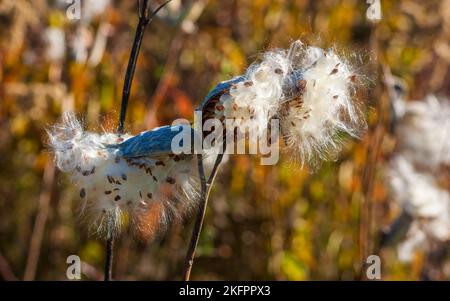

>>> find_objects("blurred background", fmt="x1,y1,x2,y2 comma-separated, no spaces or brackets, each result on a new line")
0,0,449,280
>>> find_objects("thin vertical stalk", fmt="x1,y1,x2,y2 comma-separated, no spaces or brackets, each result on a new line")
182,148,224,281
105,0,173,281
118,0,173,133
24,159,55,281
104,237,114,281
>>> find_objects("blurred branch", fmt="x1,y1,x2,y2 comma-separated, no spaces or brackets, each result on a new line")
0,252,17,281
23,159,55,281
379,211,413,248
81,261,103,281
144,0,208,128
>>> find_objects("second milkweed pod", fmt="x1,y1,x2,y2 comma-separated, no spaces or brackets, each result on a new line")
48,112,200,240
386,155,450,262
394,95,450,170
278,42,367,166
199,40,367,166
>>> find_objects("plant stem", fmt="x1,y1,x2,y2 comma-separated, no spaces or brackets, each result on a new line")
118,0,173,134
104,237,114,281
118,0,150,134
182,149,224,281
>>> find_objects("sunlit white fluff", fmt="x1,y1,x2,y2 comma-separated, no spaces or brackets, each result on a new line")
389,156,449,219
48,112,199,240
215,50,286,141
83,0,111,22
397,213,450,263
395,95,450,169
389,156,450,262
279,43,365,165
396,223,426,262
44,27,65,62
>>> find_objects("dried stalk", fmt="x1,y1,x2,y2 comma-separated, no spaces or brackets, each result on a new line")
182,147,225,280
359,20,387,280
104,237,114,281
118,0,172,133
23,159,55,281
0,252,18,281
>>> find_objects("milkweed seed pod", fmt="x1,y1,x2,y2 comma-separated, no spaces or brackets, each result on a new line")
48,112,199,240
384,93,450,260
393,95,450,170
200,40,366,165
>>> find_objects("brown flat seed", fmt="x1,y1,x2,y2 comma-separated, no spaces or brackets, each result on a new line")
113,188,120,191
330,68,338,75
104,191,112,195
139,191,143,198
298,79,307,90
80,188,86,198
350,74,357,82
166,177,176,184
82,170,89,176
114,195,121,201
291,121,296,127
147,193,152,199
333,95,339,99
244,81,253,87
121,174,127,181
274,68,283,74
155,160,165,166
153,176,158,182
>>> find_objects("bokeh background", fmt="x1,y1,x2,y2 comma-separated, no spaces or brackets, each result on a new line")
0,0,449,280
